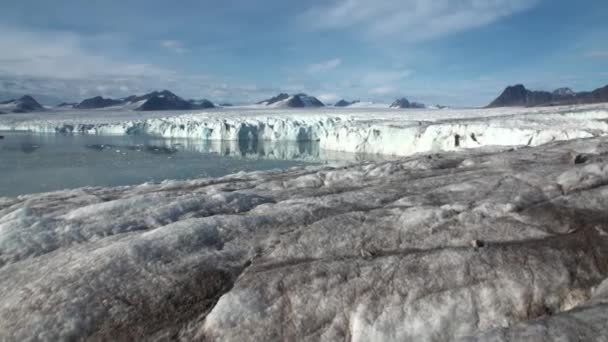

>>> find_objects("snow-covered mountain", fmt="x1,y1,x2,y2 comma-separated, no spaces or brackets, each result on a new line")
390,97,425,109
135,90,193,111
0,95,44,114
553,87,576,97
488,84,608,107
257,93,325,108
75,96,123,109
74,90,216,111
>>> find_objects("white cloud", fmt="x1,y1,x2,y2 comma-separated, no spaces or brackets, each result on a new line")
0,26,270,103
307,58,342,74
301,0,539,42
362,69,412,84
369,85,399,97
0,26,174,80
160,40,190,54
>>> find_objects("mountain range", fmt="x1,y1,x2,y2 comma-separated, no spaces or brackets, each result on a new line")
75,90,215,111
257,93,325,108
0,95,44,114
487,84,608,108
3,83,608,114
334,99,360,107
389,98,425,109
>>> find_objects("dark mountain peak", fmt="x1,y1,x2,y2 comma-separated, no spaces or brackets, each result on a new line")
390,97,425,109
136,92,191,111
256,93,324,107
257,93,290,105
553,87,575,96
334,99,360,107
159,89,175,96
0,95,44,113
390,98,410,108
19,95,39,104
76,96,122,109
294,94,324,107
18,95,44,112
488,83,608,107
509,84,527,91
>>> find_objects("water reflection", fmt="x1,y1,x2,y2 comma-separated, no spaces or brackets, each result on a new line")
0,133,394,196
76,135,387,162
0,132,394,162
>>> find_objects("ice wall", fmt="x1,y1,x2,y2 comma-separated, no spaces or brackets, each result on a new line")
1,106,608,156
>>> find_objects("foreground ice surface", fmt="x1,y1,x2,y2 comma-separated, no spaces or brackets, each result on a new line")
1,136,608,341
1,104,608,156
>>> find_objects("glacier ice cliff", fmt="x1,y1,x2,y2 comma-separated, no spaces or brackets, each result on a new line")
1,104,608,156
1,136,608,341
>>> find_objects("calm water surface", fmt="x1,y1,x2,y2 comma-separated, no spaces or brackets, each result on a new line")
0,133,372,197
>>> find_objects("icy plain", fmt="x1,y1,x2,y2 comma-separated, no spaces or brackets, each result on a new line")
1,103,608,156
0,136,607,340
1,105,608,341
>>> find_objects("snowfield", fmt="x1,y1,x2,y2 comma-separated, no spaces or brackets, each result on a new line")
1,103,608,156
1,134,608,341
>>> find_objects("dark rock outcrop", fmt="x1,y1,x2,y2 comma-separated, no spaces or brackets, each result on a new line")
136,90,193,111
390,97,425,109
257,93,290,105
73,90,215,111
487,84,608,107
553,87,576,97
257,93,324,108
76,96,123,109
334,99,360,107
0,95,45,113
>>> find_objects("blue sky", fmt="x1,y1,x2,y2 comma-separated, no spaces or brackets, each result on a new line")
0,0,607,106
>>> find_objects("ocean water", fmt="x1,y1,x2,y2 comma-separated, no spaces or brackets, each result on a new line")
0,133,347,197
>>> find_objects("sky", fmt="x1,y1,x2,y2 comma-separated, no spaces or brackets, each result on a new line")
0,0,607,106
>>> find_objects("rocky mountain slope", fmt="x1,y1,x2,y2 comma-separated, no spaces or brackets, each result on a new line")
334,99,360,107
0,95,44,113
390,97,425,108
258,93,325,108
74,90,215,111
488,84,608,107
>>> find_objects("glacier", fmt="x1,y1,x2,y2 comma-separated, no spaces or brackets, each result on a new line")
1,134,608,341
1,104,608,156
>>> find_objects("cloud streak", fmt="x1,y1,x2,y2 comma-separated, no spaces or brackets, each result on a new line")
307,58,342,74
160,40,190,54
301,0,539,42
0,26,270,103
0,26,175,82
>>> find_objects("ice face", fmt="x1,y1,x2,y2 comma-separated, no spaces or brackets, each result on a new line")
1,136,607,341
1,104,607,156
